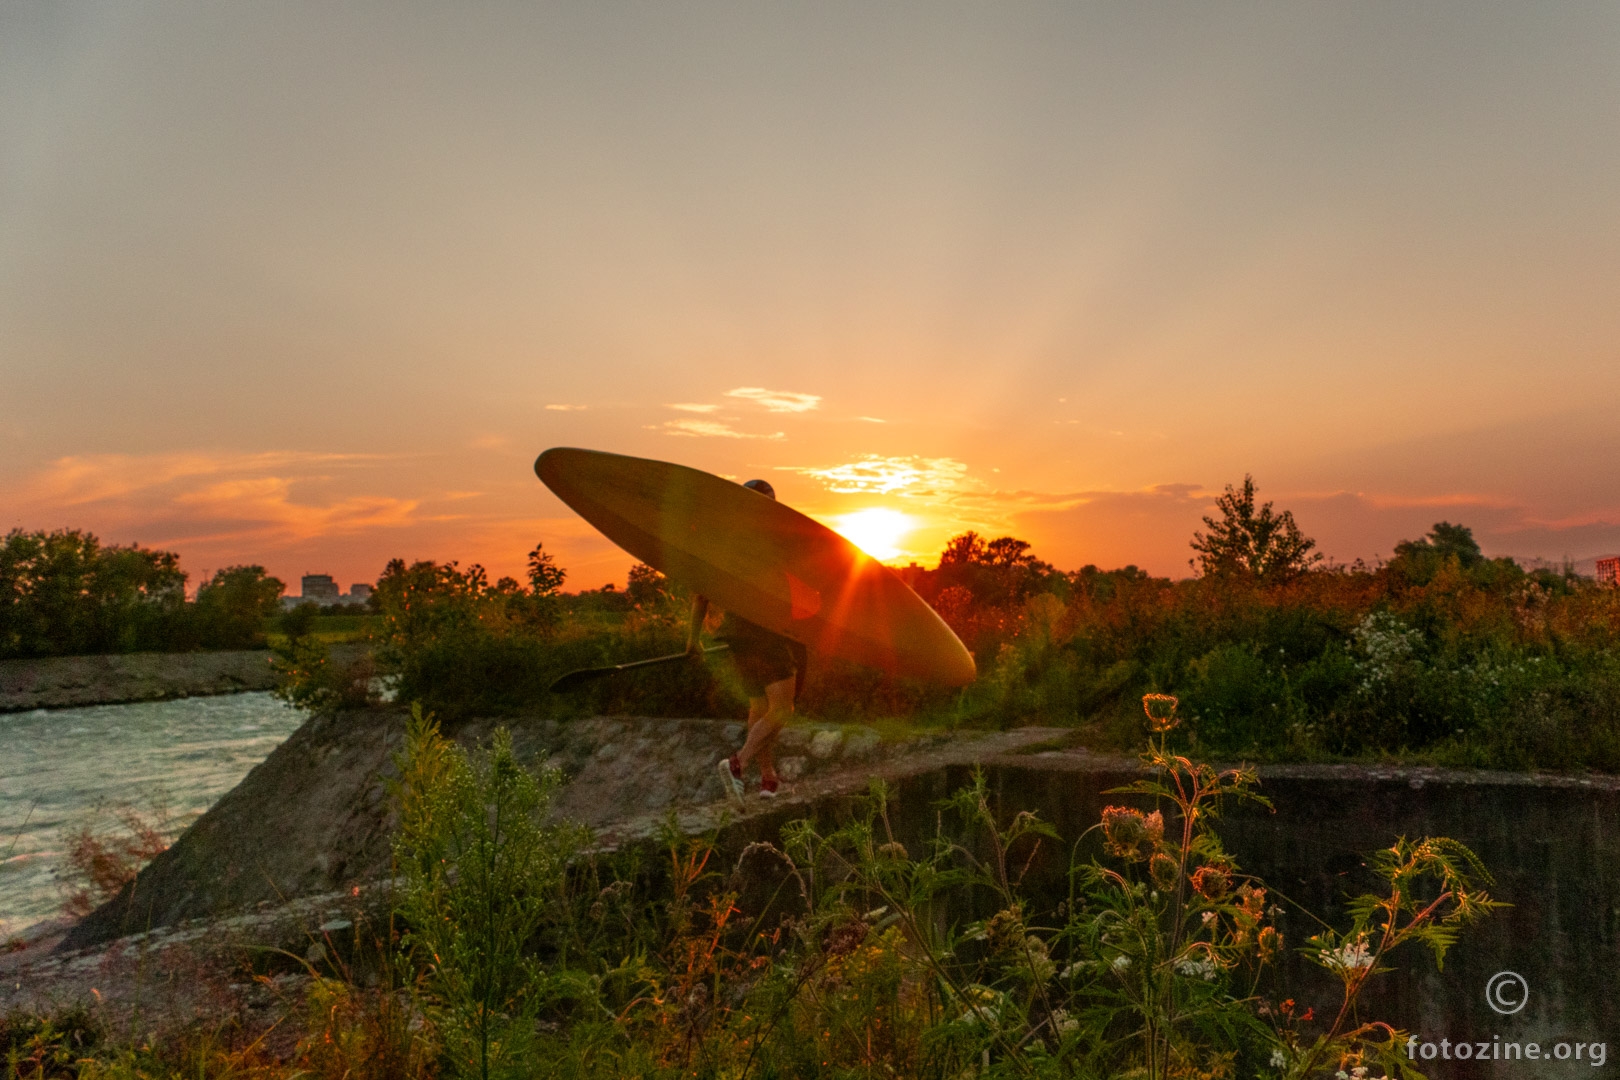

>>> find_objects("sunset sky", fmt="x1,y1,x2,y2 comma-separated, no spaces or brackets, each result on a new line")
4,3,1618,593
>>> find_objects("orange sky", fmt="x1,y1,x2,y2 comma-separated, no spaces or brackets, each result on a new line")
4,5,1618,594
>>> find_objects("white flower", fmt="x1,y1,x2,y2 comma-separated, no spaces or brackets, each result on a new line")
1202,911,1216,924
1175,956,1218,981
1111,954,1132,972
1271,1048,1288,1068
1321,937,1374,973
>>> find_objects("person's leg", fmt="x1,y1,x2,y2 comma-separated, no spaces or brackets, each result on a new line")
736,676,794,780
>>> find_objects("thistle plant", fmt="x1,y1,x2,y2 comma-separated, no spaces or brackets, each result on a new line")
1054,691,1278,1079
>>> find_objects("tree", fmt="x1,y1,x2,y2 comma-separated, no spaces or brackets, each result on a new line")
193,565,285,649
938,531,988,568
626,562,672,608
0,529,187,657
526,542,566,597
1190,476,1321,582
1393,522,1483,569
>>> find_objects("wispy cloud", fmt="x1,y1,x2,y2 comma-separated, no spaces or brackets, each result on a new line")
14,451,421,545
787,455,970,496
545,404,587,411
666,403,721,414
21,451,383,506
658,419,785,440
725,387,822,413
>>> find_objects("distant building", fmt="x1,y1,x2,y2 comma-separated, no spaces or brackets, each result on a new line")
280,574,374,609
301,574,341,603
1598,556,1620,588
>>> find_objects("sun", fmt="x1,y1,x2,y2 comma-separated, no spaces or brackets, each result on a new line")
830,508,915,562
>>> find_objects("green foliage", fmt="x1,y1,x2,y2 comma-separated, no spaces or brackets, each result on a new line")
271,604,377,715
0,530,290,659
393,706,586,1080
350,520,1620,773
191,565,285,649
0,529,187,658
1191,476,1322,582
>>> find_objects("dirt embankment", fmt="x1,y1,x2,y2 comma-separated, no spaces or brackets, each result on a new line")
55,709,1048,953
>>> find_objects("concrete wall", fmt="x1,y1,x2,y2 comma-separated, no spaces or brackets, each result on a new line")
886,755,1618,1079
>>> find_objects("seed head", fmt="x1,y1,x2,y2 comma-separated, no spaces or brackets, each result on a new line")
1143,693,1181,732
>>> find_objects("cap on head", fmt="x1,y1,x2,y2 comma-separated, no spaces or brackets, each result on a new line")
743,479,776,500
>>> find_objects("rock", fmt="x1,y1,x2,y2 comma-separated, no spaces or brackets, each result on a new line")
809,729,844,760
843,729,881,759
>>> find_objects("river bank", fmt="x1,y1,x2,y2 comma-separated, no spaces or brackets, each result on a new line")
0,645,377,712
0,651,277,712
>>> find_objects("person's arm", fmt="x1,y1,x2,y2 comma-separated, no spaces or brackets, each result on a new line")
686,595,710,658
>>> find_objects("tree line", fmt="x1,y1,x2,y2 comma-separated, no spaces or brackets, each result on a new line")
0,529,285,659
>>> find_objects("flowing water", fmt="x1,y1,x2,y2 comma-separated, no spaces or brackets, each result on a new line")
0,693,304,937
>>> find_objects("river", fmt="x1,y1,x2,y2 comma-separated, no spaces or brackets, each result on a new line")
0,692,304,938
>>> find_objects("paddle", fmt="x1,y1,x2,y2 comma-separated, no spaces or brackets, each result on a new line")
548,644,730,693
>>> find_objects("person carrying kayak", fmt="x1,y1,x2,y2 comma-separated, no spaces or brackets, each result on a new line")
686,478,807,801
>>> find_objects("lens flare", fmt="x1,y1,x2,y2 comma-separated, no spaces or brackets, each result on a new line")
830,508,915,562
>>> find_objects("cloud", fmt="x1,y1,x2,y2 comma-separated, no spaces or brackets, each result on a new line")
787,455,971,496
854,416,886,424
20,451,382,507
724,387,822,413
545,404,587,411
659,419,785,440
12,451,421,546
666,403,720,414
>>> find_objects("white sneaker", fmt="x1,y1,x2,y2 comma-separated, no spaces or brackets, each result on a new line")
717,756,744,803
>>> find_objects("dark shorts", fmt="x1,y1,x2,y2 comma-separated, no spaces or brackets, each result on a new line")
724,635,798,697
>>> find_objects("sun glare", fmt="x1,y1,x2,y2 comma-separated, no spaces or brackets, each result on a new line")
831,508,915,562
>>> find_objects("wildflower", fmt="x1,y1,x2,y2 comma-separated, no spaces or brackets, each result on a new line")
1271,1048,1288,1068
1321,936,1374,973
1143,692,1181,732
1150,852,1180,891
1257,925,1281,960
1175,955,1218,980
1201,911,1216,925
1191,864,1230,900
1100,805,1164,860
1110,954,1131,973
